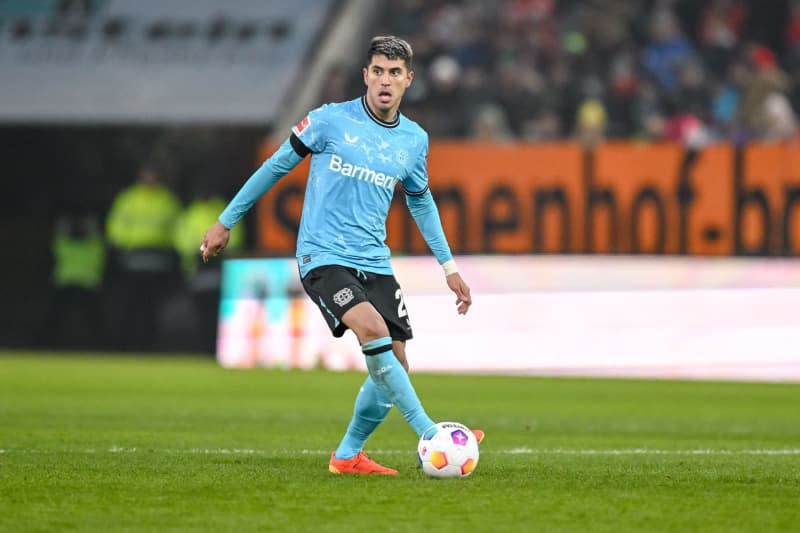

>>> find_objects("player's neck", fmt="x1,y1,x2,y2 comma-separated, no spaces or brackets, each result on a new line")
362,95,399,125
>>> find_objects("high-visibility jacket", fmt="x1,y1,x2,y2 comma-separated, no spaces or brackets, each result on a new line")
52,232,105,290
106,183,182,250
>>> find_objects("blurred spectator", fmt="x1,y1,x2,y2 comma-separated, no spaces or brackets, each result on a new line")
763,91,799,140
424,54,471,137
605,48,641,136
106,162,181,251
710,59,748,137
469,103,514,141
492,58,546,136
638,110,668,142
664,106,712,149
572,0,636,68
631,76,665,137
39,212,105,349
737,44,792,141
541,58,581,134
104,161,182,351
675,58,712,121
698,0,747,77
642,7,695,93
522,109,563,141
574,97,608,147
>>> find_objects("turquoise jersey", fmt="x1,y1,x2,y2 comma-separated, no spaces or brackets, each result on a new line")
219,96,453,278
293,96,434,277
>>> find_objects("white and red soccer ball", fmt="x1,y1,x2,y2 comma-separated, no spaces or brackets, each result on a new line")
417,421,480,478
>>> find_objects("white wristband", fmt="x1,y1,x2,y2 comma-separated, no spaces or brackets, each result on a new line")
442,259,458,276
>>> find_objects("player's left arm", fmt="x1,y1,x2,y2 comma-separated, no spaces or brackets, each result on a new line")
404,139,471,315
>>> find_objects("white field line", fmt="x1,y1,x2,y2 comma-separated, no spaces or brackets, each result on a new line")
1,447,799,456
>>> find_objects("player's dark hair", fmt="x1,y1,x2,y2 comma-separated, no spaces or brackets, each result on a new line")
367,35,413,69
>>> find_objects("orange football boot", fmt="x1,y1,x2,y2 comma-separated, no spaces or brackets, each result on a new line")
472,429,485,444
329,451,399,475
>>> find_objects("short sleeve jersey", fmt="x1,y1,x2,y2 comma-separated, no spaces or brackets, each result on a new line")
292,96,430,277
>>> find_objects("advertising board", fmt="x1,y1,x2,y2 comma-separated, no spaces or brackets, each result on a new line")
217,256,800,382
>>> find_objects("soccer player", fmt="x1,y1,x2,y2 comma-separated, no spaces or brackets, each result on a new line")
200,35,482,475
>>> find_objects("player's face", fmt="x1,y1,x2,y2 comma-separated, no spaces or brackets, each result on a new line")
363,55,413,121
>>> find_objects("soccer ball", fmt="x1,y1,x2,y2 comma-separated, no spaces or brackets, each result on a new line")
417,421,480,478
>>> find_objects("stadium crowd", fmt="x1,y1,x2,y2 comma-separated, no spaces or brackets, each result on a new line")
321,0,800,145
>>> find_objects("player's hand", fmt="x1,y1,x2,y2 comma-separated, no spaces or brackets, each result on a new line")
200,221,231,263
446,272,472,315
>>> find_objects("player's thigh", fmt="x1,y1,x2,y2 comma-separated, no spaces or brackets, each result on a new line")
368,274,413,342
341,301,390,342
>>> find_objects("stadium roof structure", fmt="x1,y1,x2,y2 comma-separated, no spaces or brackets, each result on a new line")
0,0,334,124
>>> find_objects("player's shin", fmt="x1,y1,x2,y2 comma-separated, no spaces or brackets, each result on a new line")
362,336,436,438
334,376,392,459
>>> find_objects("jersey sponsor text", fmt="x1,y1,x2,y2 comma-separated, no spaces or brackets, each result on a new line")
328,155,399,190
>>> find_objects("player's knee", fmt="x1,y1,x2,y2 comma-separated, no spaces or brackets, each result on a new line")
357,315,390,341
352,313,389,342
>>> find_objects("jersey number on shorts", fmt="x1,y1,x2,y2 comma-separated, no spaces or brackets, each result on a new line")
395,289,408,318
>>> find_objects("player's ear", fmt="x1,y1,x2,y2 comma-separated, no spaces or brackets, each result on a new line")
406,69,414,88
363,67,369,86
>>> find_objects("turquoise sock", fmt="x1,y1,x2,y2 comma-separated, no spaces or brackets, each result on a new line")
362,336,436,438
334,376,392,460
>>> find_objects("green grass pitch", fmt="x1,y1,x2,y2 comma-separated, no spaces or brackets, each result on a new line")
1,353,799,532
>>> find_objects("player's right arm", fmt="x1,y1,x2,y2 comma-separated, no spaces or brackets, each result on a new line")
201,106,329,262
200,134,310,262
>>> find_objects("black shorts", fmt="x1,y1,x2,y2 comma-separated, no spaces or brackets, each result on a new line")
300,265,413,341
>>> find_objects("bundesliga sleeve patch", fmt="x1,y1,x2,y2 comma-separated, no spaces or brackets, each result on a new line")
292,115,311,137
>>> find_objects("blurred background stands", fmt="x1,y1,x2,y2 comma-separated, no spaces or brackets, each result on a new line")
320,0,799,145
